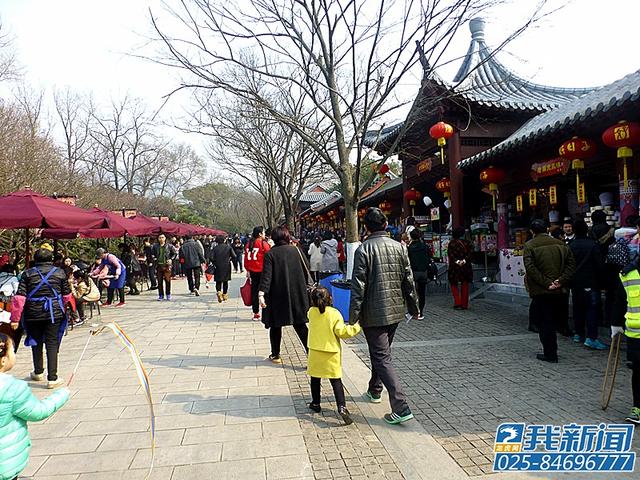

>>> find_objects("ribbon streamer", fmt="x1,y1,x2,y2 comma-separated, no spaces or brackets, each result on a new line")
68,322,155,478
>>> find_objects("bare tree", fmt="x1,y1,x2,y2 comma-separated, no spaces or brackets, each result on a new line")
0,21,20,82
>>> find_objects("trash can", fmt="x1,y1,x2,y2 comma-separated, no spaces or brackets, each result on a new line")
330,279,351,322
318,271,342,290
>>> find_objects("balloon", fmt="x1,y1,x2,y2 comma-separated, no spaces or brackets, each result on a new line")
444,199,451,209
423,196,433,207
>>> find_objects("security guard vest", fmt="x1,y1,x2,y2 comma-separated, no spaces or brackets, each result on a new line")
620,270,640,339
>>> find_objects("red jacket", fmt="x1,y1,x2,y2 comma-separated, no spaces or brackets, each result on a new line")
244,238,271,272
337,240,346,263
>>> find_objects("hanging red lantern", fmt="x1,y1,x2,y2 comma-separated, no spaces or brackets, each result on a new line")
429,121,454,162
602,121,640,188
479,166,506,210
378,163,390,175
404,188,422,216
435,177,451,199
559,136,597,202
379,200,392,215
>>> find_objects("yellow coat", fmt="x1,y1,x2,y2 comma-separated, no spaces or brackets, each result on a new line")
307,306,361,378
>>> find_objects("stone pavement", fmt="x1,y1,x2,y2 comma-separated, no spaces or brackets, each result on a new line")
10,275,640,480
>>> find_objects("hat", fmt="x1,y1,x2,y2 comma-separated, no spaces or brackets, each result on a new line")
95,248,106,259
40,243,54,252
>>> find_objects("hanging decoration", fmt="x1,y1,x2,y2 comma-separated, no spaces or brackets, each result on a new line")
429,122,454,162
558,136,597,202
549,185,558,206
403,188,422,216
602,121,640,189
529,188,537,207
479,166,506,210
378,163,390,176
516,194,523,213
577,182,586,204
378,200,392,215
435,177,451,199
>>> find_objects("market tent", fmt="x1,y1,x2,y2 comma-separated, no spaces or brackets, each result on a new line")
0,189,108,229
41,208,158,239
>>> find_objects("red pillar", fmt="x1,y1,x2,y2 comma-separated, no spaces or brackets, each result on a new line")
448,132,464,228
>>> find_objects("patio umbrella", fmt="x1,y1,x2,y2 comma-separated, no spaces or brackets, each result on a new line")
41,208,158,239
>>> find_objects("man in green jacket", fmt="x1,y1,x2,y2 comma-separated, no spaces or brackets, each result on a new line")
523,219,576,363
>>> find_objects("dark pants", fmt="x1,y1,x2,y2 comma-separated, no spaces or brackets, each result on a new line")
126,273,139,295
363,323,409,414
29,318,62,381
237,254,243,272
413,271,428,315
450,281,469,308
556,292,571,334
311,377,346,408
269,323,308,357
531,294,565,360
215,281,228,294
147,262,157,288
107,287,125,304
571,287,599,340
186,267,201,292
157,265,172,297
250,271,262,314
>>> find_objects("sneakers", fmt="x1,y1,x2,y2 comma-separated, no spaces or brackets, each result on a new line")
166,295,171,301
217,291,223,303
573,334,583,343
584,338,608,350
73,318,85,327
625,407,640,425
157,295,164,301
30,371,44,381
253,313,261,321
339,406,353,425
365,390,382,403
268,355,282,364
223,293,229,302
115,302,125,307
47,378,64,389
194,289,200,297
308,402,321,413
417,315,425,321
103,302,112,307
384,408,414,425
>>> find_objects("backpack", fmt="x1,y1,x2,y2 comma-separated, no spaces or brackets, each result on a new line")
606,237,631,268
426,259,439,281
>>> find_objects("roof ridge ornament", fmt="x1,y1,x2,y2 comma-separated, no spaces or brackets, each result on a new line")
469,17,485,41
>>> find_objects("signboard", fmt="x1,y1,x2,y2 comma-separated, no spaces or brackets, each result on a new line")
417,159,432,175
159,216,170,222
54,195,77,206
413,215,430,224
123,209,137,218
430,207,440,221
516,194,523,213
529,188,537,207
530,158,570,181
577,182,586,204
549,185,558,206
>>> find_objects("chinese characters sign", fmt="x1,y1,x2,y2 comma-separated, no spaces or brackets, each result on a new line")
577,183,586,204
529,189,537,207
516,195,523,213
530,158,570,181
417,159,432,174
549,185,557,206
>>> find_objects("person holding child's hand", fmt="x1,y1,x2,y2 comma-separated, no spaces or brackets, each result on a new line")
0,333,70,480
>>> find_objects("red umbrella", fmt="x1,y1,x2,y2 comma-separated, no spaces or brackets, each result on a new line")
41,208,158,239
0,189,108,229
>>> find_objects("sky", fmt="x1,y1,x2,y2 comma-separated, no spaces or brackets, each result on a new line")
0,0,639,150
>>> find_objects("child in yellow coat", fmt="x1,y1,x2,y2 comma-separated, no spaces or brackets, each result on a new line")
307,286,361,424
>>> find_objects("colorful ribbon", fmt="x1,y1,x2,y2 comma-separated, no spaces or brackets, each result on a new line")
68,322,155,478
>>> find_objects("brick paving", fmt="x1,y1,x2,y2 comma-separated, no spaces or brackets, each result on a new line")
347,293,639,477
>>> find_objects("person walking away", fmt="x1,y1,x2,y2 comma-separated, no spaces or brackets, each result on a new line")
232,236,244,273
307,286,361,424
523,219,576,363
9,248,73,388
245,226,271,321
569,220,607,350
0,333,70,480
448,227,473,310
180,236,206,296
407,228,430,320
258,226,310,363
349,207,419,424
320,232,339,272
96,249,127,307
308,236,323,282
152,234,177,301
209,235,235,303
142,239,157,290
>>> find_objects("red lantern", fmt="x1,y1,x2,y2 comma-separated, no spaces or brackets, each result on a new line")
479,166,506,210
602,121,640,188
404,188,422,216
435,177,451,199
559,136,597,201
429,121,454,161
378,163,390,175
379,200,392,215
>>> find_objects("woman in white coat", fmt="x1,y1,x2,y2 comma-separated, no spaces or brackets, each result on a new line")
308,236,323,281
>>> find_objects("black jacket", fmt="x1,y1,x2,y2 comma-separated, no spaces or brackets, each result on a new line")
17,263,71,322
151,242,177,266
590,222,619,288
209,244,235,282
407,241,431,272
568,237,603,289
180,239,205,269
349,231,419,327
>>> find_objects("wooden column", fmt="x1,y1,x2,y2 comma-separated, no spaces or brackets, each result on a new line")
448,132,464,228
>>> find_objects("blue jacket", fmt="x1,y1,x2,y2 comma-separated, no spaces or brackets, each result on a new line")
0,374,69,480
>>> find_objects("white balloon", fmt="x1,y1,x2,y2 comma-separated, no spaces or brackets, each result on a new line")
423,196,433,207
444,199,451,209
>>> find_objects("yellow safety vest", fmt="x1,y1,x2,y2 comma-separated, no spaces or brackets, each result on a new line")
620,270,640,339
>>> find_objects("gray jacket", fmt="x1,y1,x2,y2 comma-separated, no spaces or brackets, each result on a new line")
349,231,419,327
179,239,206,269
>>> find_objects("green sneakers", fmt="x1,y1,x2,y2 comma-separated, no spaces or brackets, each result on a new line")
625,407,640,425
365,391,382,403
383,408,414,425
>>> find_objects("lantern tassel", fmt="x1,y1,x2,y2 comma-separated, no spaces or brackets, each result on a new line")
440,146,445,163
624,159,629,190
576,170,580,202
492,192,496,211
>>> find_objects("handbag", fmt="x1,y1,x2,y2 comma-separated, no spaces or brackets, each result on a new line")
240,278,252,307
295,246,317,298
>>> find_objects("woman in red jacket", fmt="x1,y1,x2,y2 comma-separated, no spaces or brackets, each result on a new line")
244,226,271,321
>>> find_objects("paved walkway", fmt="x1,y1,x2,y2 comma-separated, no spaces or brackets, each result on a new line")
12,276,639,479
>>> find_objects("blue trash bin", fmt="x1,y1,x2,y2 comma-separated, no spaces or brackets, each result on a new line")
318,271,342,290
330,279,351,322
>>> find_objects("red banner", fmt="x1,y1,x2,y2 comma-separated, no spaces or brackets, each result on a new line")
530,158,570,181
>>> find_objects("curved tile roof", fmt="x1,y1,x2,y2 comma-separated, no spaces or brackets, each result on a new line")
458,68,640,170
